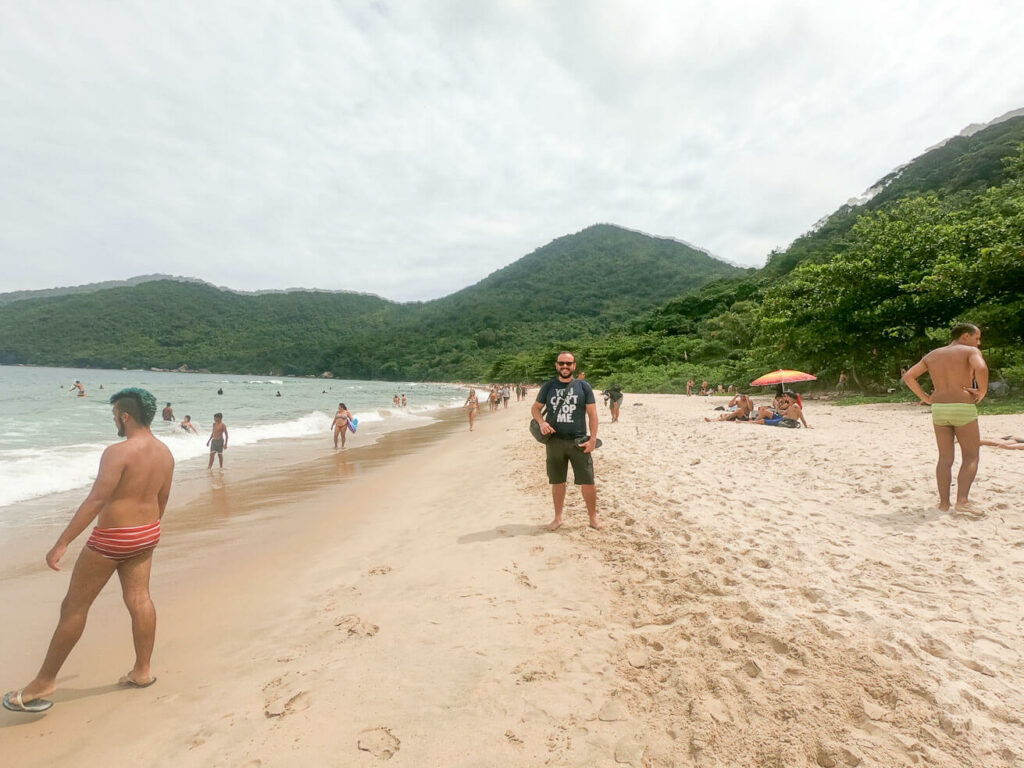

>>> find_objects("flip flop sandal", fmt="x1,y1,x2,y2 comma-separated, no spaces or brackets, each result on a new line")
3,689,54,713
118,674,158,689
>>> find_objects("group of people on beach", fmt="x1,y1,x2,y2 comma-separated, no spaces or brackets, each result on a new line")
160,401,228,468
686,379,735,396
1,322,1014,716
704,390,811,428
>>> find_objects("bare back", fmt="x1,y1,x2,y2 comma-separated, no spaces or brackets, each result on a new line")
96,434,175,528
922,345,985,404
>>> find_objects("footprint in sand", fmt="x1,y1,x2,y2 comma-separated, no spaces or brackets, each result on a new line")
335,615,380,638
368,565,392,576
264,690,311,718
357,727,400,760
503,562,536,589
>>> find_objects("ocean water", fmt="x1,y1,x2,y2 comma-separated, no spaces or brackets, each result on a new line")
0,365,475,516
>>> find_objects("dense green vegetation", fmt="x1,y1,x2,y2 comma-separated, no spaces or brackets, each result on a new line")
489,120,1024,394
0,225,739,380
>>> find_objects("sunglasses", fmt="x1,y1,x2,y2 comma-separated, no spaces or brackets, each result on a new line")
556,362,575,367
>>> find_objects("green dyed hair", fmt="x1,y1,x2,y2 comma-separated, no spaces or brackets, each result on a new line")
109,387,158,427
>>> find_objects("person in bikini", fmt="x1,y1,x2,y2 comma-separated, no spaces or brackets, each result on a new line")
745,392,810,428
180,415,199,434
331,403,354,449
3,388,174,714
464,388,479,431
902,322,989,515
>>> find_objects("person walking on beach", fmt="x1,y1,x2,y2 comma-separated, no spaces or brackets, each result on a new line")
902,323,989,516
331,403,354,449
464,388,479,431
686,379,694,396
532,352,601,531
207,413,228,469
2,388,174,714
604,384,624,423
501,385,511,409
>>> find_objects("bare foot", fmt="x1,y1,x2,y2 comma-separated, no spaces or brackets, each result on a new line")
547,519,563,532
954,502,985,518
589,517,603,530
704,417,713,422
936,501,950,512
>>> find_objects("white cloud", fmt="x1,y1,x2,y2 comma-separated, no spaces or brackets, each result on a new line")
2,0,1023,300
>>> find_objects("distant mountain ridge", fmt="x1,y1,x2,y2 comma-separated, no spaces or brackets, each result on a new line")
0,274,388,306
0,224,740,380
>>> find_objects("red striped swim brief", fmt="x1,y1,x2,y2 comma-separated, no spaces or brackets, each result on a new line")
86,520,161,561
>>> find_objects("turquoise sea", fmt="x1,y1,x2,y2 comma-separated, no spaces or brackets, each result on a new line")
0,365,474,519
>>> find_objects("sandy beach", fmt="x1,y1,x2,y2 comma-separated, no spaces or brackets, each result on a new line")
2,394,1023,767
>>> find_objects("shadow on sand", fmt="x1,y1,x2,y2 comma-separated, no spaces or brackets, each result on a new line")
457,523,549,544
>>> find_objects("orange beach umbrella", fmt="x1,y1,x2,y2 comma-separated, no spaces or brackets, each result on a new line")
749,369,817,387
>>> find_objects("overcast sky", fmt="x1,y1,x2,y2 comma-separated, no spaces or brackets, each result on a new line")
2,1,1023,301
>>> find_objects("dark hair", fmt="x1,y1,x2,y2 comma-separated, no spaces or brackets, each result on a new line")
339,403,347,410
184,415,191,420
109,387,157,426
950,322,979,340
556,351,575,362
214,412,223,420
166,402,172,407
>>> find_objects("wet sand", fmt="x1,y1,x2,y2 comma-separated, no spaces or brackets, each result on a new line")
1,395,1023,766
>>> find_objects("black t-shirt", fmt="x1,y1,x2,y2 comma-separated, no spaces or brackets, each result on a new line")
535,378,596,438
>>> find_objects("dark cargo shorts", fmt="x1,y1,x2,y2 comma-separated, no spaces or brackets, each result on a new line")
545,436,595,485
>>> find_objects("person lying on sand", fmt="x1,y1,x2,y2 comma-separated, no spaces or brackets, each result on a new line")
980,435,1024,450
744,392,811,428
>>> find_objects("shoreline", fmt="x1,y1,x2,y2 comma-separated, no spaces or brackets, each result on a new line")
2,395,1023,765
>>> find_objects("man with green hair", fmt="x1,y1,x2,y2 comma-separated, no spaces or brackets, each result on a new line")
902,323,989,516
3,387,175,714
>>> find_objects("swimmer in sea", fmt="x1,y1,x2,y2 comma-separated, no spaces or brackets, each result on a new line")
331,403,354,449
180,415,198,435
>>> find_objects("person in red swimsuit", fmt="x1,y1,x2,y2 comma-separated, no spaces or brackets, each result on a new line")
3,387,175,714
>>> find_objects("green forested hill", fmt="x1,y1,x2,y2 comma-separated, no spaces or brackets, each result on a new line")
488,118,1024,392
0,224,740,380
763,114,1024,277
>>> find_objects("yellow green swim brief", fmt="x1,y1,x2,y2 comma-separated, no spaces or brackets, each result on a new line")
931,402,978,427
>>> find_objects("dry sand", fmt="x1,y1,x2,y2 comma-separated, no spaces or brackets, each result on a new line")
1,394,1022,767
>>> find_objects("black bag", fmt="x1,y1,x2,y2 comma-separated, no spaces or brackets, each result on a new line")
529,380,576,444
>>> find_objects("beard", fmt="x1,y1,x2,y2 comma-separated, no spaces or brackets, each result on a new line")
116,420,126,438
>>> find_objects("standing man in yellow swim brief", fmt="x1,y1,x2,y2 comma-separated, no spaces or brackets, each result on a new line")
902,323,989,516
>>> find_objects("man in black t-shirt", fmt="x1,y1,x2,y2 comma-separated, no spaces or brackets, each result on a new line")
531,351,601,531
